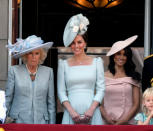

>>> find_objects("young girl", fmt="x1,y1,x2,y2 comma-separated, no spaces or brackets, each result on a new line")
135,87,153,125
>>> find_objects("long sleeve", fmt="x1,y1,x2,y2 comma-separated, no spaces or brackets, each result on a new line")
5,66,15,116
48,68,56,124
93,57,105,103
57,59,69,104
0,91,7,123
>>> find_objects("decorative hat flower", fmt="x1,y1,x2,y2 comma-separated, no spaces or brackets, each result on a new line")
63,13,90,47
70,14,89,35
6,35,53,58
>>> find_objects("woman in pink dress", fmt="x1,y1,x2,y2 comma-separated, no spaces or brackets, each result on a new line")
100,35,141,125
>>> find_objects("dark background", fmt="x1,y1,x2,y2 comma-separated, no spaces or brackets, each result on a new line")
22,0,144,47
21,0,145,123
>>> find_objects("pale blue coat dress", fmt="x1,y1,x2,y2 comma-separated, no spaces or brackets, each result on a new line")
57,57,105,125
5,65,55,124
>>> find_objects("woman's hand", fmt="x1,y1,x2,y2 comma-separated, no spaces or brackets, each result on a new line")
105,118,115,125
100,101,115,125
62,101,81,124
84,109,94,124
69,110,81,124
114,119,128,125
84,108,94,119
84,101,99,123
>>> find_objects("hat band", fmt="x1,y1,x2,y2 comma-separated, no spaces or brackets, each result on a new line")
8,36,44,53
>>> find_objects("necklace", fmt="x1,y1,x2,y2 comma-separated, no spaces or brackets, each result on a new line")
74,60,84,65
26,64,38,77
73,57,85,65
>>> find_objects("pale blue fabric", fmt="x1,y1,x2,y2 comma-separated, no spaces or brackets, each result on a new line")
57,57,105,125
7,35,53,59
135,113,153,125
7,35,43,53
63,14,89,47
5,65,55,124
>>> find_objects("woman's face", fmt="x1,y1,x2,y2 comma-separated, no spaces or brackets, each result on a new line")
143,96,153,112
26,49,41,67
70,35,86,56
114,49,127,67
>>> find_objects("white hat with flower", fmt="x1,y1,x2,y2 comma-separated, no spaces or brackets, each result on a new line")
6,35,53,59
63,13,89,47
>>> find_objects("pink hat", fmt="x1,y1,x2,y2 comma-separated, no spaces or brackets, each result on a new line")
106,35,138,56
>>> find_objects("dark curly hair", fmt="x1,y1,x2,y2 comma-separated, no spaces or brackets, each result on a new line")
108,47,141,82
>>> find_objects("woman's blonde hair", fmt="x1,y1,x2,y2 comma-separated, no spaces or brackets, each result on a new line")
21,48,47,65
142,87,153,115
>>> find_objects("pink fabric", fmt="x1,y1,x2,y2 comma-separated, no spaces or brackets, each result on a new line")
103,77,140,124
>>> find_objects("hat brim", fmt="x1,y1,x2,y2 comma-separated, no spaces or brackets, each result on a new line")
63,16,78,47
12,42,53,59
106,35,138,56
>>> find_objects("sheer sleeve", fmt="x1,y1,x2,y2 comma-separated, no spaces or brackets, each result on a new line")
134,113,144,122
57,59,69,104
93,57,105,104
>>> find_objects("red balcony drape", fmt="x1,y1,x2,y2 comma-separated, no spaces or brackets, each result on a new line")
1,124,153,131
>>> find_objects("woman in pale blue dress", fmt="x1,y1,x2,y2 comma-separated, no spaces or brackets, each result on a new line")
57,14,105,125
135,87,153,125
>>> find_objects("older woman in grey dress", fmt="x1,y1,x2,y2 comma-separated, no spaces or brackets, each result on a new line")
5,35,55,124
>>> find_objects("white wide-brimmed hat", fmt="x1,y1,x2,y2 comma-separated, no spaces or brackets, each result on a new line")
106,35,138,56
63,13,89,47
6,35,53,59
